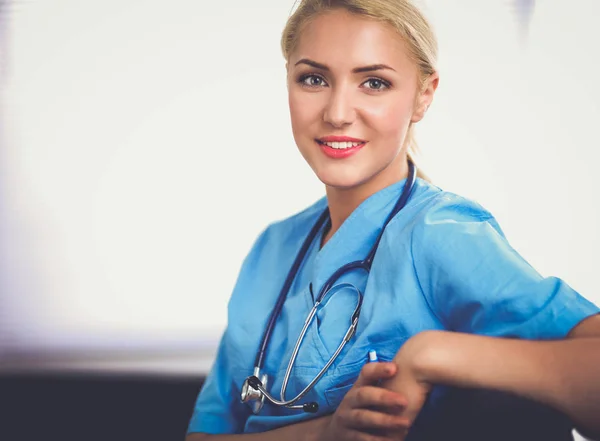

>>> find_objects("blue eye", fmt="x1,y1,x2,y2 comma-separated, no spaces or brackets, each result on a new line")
363,78,390,90
299,74,327,88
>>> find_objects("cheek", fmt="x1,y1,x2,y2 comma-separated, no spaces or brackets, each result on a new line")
362,99,414,140
288,89,320,134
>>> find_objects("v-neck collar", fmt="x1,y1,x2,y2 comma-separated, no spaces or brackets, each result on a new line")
309,178,411,295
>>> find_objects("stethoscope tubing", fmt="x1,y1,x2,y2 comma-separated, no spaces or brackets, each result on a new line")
255,160,416,371
246,160,417,412
254,207,330,369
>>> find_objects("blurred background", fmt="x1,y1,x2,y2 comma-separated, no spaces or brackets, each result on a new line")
1,0,598,440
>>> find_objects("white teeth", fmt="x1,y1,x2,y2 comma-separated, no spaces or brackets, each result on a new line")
321,141,362,149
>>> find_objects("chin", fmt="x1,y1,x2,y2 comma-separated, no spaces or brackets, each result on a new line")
313,167,371,190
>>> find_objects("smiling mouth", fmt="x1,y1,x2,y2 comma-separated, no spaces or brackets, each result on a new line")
316,140,366,149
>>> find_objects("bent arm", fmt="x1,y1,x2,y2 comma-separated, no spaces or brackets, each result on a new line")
401,316,600,440
406,194,600,438
185,415,330,441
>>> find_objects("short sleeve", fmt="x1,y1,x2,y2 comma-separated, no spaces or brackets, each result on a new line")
187,329,250,434
411,194,599,339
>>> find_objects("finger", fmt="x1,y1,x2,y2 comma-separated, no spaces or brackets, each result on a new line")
348,385,407,410
342,408,411,432
354,362,397,387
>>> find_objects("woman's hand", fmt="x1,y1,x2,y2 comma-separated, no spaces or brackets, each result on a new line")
320,361,411,441
380,332,440,431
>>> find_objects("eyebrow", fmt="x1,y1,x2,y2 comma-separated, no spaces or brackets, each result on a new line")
294,58,396,73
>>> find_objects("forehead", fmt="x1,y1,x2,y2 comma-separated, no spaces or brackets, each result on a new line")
291,9,414,72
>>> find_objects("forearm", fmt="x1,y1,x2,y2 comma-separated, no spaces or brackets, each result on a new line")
186,415,330,441
418,331,600,438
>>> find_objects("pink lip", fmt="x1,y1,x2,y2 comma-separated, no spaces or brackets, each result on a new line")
316,139,367,159
317,135,366,143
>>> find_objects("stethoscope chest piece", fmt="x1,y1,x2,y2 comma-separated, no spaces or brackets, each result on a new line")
241,370,268,414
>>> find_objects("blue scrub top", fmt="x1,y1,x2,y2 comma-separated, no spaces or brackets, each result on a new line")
187,178,599,435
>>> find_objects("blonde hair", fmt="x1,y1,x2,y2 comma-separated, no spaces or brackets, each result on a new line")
281,0,437,181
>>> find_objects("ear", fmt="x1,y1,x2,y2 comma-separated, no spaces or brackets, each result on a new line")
411,72,439,123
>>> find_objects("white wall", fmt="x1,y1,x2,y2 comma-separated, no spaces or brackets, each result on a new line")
1,0,599,374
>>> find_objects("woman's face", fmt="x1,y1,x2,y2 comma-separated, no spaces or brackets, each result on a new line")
287,9,437,192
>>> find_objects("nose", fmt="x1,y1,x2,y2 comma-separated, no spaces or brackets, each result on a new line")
323,86,355,128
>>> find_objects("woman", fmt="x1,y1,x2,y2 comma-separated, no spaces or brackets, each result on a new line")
186,1,600,440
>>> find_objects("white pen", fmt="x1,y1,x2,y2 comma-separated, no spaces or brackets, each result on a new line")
368,350,384,386
368,349,379,363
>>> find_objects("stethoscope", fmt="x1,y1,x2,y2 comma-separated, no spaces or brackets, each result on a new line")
240,159,417,415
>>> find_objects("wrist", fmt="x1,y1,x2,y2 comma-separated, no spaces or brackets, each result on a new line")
398,330,451,384
408,330,489,387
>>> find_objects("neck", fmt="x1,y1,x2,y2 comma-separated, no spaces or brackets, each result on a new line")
321,154,410,248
